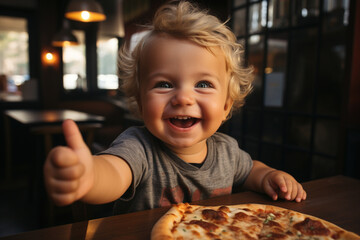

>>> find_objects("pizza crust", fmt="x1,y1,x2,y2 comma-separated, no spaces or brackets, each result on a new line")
151,203,190,240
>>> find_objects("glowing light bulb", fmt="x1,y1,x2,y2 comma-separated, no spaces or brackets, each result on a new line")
81,11,90,21
265,67,273,74
46,53,54,61
43,52,56,65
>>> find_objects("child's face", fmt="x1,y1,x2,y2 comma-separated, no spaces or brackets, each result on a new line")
138,34,233,152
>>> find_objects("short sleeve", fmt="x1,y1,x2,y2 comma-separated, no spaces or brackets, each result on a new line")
97,127,150,200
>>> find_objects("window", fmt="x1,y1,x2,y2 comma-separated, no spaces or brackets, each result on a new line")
63,31,86,91
97,37,119,90
0,16,31,101
248,1,267,34
62,31,120,94
229,0,352,181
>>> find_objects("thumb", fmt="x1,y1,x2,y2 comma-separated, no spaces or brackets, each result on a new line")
62,119,87,150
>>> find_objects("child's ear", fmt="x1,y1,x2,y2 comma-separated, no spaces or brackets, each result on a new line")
223,97,234,120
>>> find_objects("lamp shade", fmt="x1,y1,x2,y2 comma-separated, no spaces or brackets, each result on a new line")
65,0,106,22
52,20,79,47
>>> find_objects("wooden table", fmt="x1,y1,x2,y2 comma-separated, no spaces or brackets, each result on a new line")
4,109,105,127
4,109,105,180
1,175,359,240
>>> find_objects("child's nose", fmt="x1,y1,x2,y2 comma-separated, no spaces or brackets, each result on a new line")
171,88,195,106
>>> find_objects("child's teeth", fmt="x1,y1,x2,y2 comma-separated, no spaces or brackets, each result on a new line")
175,116,190,120
170,116,197,128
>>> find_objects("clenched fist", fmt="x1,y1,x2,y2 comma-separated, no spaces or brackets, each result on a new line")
43,119,95,206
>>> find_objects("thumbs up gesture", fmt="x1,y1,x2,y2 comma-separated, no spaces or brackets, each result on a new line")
43,119,95,206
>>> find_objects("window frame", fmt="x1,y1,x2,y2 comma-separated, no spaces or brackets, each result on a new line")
0,7,40,105
227,0,354,181
60,22,124,100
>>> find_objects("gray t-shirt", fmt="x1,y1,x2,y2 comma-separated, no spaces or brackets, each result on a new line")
99,126,253,214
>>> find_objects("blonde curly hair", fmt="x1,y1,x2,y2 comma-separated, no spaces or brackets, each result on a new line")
119,0,253,119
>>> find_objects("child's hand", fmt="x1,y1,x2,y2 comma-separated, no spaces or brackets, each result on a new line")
43,119,95,206
262,170,307,202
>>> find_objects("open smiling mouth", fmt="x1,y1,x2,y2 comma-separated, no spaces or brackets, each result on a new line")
169,116,200,128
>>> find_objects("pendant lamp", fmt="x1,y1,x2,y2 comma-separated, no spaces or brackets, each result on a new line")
65,0,106,22
52,20,79,47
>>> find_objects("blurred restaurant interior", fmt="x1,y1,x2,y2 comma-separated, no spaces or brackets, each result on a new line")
0,0,359,237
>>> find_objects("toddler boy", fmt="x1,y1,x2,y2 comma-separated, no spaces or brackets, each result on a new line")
44,0,306,214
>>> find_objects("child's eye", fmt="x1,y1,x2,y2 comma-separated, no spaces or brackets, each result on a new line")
155,81,173,88
196,81,213,88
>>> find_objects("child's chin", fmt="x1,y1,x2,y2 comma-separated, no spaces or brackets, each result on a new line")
163,138,200,149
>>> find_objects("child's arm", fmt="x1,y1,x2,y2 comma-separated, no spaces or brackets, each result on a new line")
43,119,132,206
243,160,307,202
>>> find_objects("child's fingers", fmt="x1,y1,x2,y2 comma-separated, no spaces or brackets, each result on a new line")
288,181,301,201
289,179,302,201
282,178,293,200
52,163,85,181
49,146,79,168
263,181,279,200
282,181,305,202
51,192,78,207
274,175,302,201
295,184,307,202
302,190,307,200
294,183,302,200
279,179,302,201
263,171,306,202
272,174,288,193
44,163,82,206
50,178,80,194
62,119,87,150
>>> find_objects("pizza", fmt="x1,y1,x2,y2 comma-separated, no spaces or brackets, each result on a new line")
151,203,360,240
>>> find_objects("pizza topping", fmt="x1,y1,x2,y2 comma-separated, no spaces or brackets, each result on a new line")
202,209,228,224
264,213,276,224
207,232,220,239
227,225,240,233
294,217,331,236
264,220,281,228
218,206,230,213
234,211,249,220
233,211,264,227
191,230,200,237
187,220,218,232
184,209,193,214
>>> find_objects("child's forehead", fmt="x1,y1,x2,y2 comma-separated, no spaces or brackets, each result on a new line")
141,33,225,61
138,33,229,75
